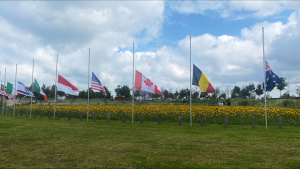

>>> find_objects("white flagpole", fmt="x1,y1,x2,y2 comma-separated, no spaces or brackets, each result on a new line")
132,43,134,124
13,64,17,116
262,27,267,129
54,54,58,120
2,68,6,115
190,35,192,127
30,59,34,117
87,48,90,122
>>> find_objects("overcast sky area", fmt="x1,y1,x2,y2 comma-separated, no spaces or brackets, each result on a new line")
1,1,300,98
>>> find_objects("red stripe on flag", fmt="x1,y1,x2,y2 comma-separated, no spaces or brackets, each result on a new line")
134,70,142,90
58,75,78,91
206,82,215,93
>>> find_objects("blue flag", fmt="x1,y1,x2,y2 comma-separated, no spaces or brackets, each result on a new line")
264,61,282,91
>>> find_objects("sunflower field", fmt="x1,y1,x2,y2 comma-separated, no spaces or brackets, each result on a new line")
8,105,300,126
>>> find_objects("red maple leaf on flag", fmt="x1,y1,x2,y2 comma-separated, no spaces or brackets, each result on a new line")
144,79,153,87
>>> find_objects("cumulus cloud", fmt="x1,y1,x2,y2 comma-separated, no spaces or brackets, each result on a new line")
1,1,300,98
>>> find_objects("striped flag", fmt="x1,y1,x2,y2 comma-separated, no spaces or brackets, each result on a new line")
57,75,79,96
33,79,47,101
17,81,35,97
0,89,15,100
192,64,215,93
91,72,106,95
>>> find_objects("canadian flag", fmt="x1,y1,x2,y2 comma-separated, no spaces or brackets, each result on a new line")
134,70,161,94
57,75,79,96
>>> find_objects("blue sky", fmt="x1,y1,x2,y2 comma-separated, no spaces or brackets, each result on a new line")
1,1,300,98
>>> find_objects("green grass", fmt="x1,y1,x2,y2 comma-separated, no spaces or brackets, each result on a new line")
1,116,300,168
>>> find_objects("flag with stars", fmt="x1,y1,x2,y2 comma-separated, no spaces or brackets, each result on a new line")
264,61,282,91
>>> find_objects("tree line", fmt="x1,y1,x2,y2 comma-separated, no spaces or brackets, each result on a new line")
25,77,288,101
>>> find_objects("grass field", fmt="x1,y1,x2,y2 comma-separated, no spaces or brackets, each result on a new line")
1,116,300,168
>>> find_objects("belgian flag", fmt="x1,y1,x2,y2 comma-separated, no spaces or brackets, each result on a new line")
192,64,215,93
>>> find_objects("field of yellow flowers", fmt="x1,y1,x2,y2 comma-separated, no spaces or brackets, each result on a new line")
15,105,300,125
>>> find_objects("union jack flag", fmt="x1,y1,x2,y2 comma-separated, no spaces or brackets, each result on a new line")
265,61,271,74
266,61,271,72
91,72,106,95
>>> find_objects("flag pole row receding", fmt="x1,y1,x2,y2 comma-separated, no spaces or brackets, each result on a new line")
1,32,279,129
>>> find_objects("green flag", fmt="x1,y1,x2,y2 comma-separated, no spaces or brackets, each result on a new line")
33,79,47,101
6,82,13,94
33,79,40,93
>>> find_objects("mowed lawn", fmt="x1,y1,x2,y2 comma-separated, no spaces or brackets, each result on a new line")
1,116,300,169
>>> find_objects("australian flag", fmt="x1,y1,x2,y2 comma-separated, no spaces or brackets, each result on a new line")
264,61,282,91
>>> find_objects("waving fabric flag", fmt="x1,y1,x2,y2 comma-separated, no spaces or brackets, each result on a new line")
134,70,161,94
17,81,35,97
57,75,79,96
192,64,215,93
91,72,106,95
6,82,16,95
264,61,282,91
1,84,6,91
0,89,14,99
33,79,47,101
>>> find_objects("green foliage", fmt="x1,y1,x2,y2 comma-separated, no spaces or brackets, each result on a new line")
282,99,295,108
237,100,249,106
192,91,199,99
255,84,264,97
231,86,240,98
115,85,130,98
179,88,189,99
240,88,250,98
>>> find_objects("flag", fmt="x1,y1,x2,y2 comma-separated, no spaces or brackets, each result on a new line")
17,81,35,97
91,72,106,95
154,85,161,95
192,64,215,93
0,89,14,100
134,70,161,94
33,79,47,101
57,75,79,96
1,84,6,91
6,82,14,94
264,61,282,91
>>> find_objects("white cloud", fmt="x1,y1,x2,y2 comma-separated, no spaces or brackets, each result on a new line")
1,1,300,99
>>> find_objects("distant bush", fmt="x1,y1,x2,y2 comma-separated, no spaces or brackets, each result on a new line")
238,100,249,106
282,100,295,108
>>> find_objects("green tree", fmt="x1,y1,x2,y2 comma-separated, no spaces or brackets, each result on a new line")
200,92,208,99
163,90,169,99
255,84,264,98
281,92,290,99
115,85,130,98
174,90,179,99
179,88,189,99
240,88,250,98
192,91,199,99
169,92,175,99
79,90,86,99
219,93,226,99
231,86,240,98
277,77,287,97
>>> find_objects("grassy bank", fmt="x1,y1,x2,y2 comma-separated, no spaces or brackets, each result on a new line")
6,97,300,109
1,116,300,168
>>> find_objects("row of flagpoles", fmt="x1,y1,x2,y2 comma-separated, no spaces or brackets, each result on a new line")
1,27,280,128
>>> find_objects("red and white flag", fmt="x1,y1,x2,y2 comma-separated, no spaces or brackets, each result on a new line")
57,75,79,96
134,70,161,94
